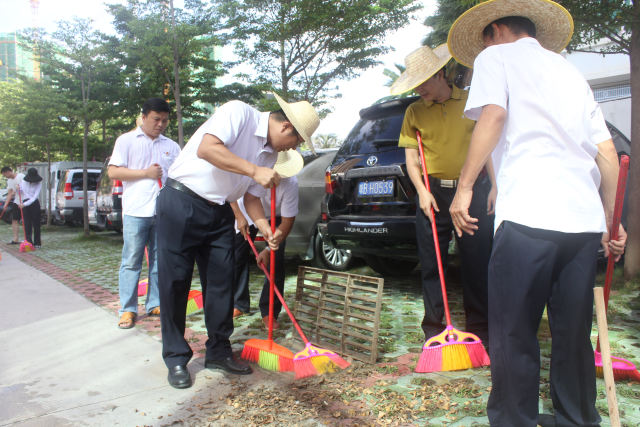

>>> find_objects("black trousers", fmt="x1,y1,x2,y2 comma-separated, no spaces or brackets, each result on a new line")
487,221,601,427
233,217,287,318
416,175,493,342
156,186,235,368
23,200,41,246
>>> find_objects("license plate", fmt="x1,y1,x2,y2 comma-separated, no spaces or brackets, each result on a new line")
357,179,394,197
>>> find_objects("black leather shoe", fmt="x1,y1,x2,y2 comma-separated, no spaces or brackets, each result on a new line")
205,357,253,375
167,365,192,389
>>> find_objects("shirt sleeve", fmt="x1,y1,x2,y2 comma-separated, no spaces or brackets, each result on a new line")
465,46,508,121
585,88,612,145
201,101,251,148
109,133,129,167
246,182,267,199
397,104,419,149
279,177,299,218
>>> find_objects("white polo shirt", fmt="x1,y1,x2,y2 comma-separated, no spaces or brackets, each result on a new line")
235,176,299,231
465,37,611,234
168,100,277,204
109,127,180,217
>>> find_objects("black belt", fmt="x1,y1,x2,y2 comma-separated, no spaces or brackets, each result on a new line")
165,178,218,206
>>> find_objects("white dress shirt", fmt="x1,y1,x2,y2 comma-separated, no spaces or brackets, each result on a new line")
465,37,611,234
19,181,42,206
109,127,180,217
168,101,277,204
6,173,24,203
235,176,299,231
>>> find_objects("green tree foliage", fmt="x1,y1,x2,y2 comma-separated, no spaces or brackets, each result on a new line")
218,0,420,111
422,0,480,47
312,133,342,149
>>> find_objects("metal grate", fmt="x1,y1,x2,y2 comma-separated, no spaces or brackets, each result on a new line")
594,84,631,102
293,266,384,364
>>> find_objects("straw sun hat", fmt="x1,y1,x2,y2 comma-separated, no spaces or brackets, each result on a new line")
447,0,574,68
390,44,452,95
272,92,320,144
273,149,304,178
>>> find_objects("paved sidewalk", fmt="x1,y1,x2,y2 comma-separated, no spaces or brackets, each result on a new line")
0,251,277,426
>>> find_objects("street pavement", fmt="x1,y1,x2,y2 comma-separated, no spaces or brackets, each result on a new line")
0,250,260,426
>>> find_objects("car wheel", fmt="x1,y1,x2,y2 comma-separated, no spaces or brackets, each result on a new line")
364,255,417,276
314,233,353,271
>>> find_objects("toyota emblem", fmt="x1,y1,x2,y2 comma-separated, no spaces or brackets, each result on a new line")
366,156,378,166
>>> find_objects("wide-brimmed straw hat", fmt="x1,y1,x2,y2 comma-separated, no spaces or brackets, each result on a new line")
273,149,304,178
23,168,43,183
272,92,320,144
389,44,452,95
447,0,574,68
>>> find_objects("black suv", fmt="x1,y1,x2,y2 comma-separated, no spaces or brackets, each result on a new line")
318,96,421,276
318,96,632,276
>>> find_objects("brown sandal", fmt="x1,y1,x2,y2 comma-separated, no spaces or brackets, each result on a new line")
118,312,136,329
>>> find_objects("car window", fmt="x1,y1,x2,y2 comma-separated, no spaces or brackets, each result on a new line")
338,114,405,156
70,172,100,191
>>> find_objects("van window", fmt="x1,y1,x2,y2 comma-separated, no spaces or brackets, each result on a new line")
70,172,100,191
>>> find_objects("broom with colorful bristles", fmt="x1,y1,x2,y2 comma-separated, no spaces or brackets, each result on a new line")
246,236,350,379
414,130,490,373
241,186,294,372
594,154,640,382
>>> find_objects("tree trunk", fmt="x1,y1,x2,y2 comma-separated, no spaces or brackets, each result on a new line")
46,142,52,226
82,117,90,236
169,0,184,147
624,2,640,279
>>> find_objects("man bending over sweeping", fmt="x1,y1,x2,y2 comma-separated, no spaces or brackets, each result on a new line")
448,0,627,425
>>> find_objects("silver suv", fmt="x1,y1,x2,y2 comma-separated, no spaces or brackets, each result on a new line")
55,168,101,225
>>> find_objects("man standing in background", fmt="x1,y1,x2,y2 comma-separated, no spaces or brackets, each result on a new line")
1,166,25,245
108,98,180,330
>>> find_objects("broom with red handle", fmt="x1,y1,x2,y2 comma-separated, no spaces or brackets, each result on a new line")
241,186,294,372
246,236,350,379
414,130,489,373
16,187,35,253
594,154,640,382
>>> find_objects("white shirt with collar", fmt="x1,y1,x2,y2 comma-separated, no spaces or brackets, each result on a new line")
109,127,180,217
6,173,25,202
168,100,277,204
235,176,299,231
465,37,611,234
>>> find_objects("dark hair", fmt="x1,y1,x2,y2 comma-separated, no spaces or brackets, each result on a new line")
483,16,536,40
142,98,170,115
270,109,290,123
1,166,13,173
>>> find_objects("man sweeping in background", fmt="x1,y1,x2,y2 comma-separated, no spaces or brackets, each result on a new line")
447,0,627,425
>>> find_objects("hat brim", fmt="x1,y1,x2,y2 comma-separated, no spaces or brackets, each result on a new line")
272,92,312,143
390,44,452,95
24,175,43,183
447,0,574,68
273,149,304,178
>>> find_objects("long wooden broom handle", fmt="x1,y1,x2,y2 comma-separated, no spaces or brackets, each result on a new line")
246,236,311,345
416,131,452,327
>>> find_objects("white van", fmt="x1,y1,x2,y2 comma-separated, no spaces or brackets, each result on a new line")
55,168,102,225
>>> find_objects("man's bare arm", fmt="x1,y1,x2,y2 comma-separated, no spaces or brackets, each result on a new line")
108,164,161,181
450,104,506,236
196,134,279,188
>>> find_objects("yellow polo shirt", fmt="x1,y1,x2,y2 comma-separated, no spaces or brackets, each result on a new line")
398,86,475,180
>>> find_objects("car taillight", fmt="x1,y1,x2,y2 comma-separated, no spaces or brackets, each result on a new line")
325,171,336,194
112,180,123,196
321,212,327,221
64,182,73,200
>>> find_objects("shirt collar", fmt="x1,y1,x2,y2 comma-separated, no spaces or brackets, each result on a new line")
135,126,167,143
515,37,541,48
420,85,463,108
256,111,273,151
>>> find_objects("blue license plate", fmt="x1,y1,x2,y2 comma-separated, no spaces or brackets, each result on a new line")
357,179,394,197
